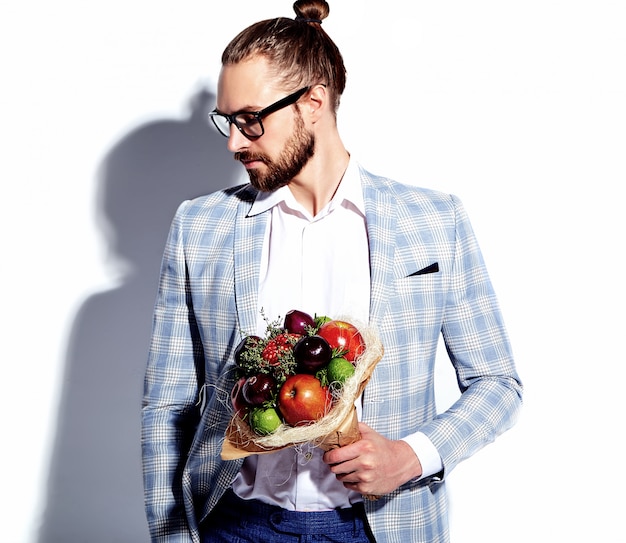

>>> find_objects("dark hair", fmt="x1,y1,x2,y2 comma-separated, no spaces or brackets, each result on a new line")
221,0,347,112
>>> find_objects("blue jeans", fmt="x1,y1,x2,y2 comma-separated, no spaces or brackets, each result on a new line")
202,489,376,543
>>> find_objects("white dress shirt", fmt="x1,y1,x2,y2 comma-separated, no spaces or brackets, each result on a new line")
231,158,442,510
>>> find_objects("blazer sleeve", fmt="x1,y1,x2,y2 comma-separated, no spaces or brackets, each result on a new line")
141,200,203,543
420,195,523,476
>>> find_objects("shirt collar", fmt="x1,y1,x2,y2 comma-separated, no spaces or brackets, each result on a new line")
248,156,364,217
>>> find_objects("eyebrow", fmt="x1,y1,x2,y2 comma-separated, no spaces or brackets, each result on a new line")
214,104,263,116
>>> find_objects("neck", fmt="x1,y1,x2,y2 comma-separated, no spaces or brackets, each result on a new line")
288,135,350,216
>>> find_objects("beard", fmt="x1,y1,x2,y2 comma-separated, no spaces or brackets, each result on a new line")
234,112,315,192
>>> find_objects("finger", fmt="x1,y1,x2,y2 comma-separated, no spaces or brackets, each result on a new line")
357,422,379,442
322,442,358,465
335,467,368,487
327,455,359,476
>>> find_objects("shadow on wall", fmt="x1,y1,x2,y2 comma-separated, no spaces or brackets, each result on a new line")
38,88,242,543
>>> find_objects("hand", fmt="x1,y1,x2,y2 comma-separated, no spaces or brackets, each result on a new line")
322,422,423,497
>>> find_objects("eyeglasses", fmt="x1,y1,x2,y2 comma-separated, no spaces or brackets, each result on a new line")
208,86,310,140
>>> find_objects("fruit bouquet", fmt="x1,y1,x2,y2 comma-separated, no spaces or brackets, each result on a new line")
220,309,384,460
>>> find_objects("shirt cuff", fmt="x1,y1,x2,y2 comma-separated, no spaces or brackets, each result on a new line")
400,431,443,481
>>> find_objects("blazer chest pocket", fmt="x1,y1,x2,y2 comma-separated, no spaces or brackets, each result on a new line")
407,262,439,277
393,262,444,317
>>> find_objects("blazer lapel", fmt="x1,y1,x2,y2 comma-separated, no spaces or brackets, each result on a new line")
361,172,397,330
233,189,268,336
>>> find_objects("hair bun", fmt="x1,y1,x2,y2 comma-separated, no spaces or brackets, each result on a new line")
293,0,330,24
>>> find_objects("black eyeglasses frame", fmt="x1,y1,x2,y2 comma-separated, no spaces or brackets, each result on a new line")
209,86,310,139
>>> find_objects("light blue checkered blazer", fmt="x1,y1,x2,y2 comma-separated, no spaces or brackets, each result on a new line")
142,165,522,543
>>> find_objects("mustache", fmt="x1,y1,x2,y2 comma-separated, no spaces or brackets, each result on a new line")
234,151,268,163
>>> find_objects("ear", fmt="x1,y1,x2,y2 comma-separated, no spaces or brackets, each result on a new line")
305,84,329,123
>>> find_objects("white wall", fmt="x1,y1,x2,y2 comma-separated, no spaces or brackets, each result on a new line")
2,1,624,542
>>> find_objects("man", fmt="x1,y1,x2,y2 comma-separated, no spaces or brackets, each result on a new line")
141,2,523,542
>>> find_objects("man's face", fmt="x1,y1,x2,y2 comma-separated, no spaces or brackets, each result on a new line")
216,57,315,192
237,108,315,192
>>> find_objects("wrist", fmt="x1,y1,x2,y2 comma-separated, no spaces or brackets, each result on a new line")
400,432,443,481
396,439,423,481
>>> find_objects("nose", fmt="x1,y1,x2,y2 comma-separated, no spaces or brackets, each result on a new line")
226,124,250,153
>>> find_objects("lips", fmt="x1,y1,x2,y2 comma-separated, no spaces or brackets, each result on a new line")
235,151,266,168
242,159,263,169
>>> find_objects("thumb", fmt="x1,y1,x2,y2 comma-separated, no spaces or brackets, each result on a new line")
357,422,374,436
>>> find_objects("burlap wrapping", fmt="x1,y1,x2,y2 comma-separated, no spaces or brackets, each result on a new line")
221,323,384,461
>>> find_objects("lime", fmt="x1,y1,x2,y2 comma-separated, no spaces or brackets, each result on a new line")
314,314,332,328
327,357,355,385
249,406,282,435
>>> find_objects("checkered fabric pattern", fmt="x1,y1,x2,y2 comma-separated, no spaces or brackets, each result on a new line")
141,165,522,543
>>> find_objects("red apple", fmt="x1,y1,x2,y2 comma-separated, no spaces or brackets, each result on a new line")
317,320,365,363
278,374,332,426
